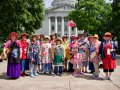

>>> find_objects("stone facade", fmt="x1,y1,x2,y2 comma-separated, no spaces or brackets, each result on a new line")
36,0,78,37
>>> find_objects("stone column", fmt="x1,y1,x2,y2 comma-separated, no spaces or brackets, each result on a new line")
68,26,71,38
48,17,51,35
61,17,64,36
75,27,78,36
55,17,58,33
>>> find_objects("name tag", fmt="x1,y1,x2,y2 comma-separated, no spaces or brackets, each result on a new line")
107,48,111,55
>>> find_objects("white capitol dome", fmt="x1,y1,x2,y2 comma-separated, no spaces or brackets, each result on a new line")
51,0,76,7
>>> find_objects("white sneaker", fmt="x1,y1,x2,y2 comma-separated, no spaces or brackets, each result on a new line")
108,77,112,81
34,73,39,76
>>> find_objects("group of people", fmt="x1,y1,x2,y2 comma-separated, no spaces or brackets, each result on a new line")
3,31,117,80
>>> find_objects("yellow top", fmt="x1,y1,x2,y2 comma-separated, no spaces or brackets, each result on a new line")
62,42,70,60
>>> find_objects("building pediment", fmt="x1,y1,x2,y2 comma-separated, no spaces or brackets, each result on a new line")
47,4,75,12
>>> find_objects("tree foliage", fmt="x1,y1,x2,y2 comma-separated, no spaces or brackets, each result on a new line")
109,0,120,53
110,0,120,37
68,0,112,35
0,0,44,42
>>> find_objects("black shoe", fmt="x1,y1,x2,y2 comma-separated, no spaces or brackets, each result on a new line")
44,72,46,74
63,69,67,72
89,71,94,74
49,72,52,74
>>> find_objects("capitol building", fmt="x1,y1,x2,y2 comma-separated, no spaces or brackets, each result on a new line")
36,0,78,37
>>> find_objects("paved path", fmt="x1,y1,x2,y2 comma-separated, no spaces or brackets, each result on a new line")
0,59,120,90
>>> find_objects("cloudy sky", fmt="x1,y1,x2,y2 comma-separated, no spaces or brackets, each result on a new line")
44,0,112,8
44,0,53,8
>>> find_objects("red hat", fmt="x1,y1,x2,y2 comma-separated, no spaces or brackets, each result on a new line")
88,36,93,41
9,32,18,40
20,33,29,38
103,32,112,37
72,36,78,40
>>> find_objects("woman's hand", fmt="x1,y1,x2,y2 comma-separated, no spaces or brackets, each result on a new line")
31,59,35,63
4,54,7,59
20,54,22,59
110,49,114,52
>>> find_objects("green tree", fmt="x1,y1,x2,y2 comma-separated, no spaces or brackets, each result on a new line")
109,0,120,53
68,0,112,36
0,0,44,42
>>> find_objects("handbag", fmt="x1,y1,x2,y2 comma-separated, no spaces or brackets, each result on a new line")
1,48,11,61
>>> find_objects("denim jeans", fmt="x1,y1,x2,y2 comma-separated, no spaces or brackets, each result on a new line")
54,66,63,75
42,63,52,72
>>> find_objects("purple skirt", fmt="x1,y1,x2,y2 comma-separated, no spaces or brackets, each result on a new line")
7,62,21,78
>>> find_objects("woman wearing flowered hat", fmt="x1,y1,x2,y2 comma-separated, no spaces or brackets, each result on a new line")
3,32,22,79
100,32,117,80
37,34,44,73
78,32,89,73
28,34,40,77
20,33,29,77
41,36,52,74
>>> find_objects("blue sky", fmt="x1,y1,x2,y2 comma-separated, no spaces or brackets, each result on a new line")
44,0,112,8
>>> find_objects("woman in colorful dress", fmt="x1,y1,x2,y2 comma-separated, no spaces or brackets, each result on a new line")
38,34,44,73
100,32,117,80
28,34,40,77
78,33,89,73
3,32,22,79
62,35,69,72
90,34,101,79
20,33,29,77
68,36,82,76
68,35,75,72
41,36,52,74
52,38,64,76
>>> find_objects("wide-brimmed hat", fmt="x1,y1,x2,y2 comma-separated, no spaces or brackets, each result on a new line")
9,32,18,40
62,35,68,40
20,33,29,38
78,30,85,35
103,32,112,37
44,36,50,40
88,36,93,41
55,38,62,44
93,34,99,38
31,34,38,39
40,34,44,38
30,34,38,41
72,36,78,40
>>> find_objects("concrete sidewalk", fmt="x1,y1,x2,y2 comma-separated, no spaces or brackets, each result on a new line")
0,60,120,90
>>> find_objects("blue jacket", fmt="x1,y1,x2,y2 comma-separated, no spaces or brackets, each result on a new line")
99,41,118,60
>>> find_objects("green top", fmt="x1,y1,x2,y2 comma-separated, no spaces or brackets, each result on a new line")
53,45,64,65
